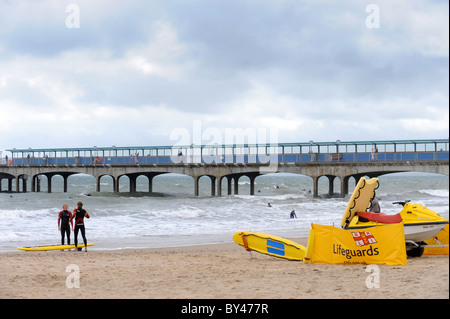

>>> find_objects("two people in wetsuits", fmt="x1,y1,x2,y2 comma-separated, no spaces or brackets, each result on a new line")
57,201,90,251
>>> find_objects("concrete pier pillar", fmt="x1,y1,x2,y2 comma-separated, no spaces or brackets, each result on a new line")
129,175,137,193
33,175,41,192
16,176,28,192
249,174,256,196
217,176,224,196
210,176,216,196
148,175,153,193
194,176,199,196
47,175,52,193
227,176,232,195
341,176,348,198
312,176,319,197
96,176,101,192
63,175,68,193
31,175,40,192
327,175,335,196
233,176,239,195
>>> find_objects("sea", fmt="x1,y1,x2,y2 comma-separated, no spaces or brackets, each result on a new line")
0,172,448,252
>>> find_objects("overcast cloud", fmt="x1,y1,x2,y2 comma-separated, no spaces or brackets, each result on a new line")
0,0,448,153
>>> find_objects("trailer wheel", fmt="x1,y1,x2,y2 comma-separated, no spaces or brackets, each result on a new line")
406,242,426,258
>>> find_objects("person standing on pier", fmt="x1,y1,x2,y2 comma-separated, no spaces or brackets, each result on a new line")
71,201,90,252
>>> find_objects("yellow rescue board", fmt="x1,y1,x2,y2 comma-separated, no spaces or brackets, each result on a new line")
303,227,315,264
17,243,94,251
341,177,379,228
233,231,306,261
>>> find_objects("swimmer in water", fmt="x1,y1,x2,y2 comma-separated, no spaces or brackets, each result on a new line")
290,210,297,219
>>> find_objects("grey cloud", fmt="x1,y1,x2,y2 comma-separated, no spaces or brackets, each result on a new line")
0,0,448,152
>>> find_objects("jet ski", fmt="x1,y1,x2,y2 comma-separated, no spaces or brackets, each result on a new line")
346,200,448,257
342,177,448,257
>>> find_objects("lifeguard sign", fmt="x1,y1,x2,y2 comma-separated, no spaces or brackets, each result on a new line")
305,223,407,265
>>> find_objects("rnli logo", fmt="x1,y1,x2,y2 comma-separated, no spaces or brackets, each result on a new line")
352,231,377,247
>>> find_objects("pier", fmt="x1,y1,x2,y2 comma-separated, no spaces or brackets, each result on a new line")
1,139,448,197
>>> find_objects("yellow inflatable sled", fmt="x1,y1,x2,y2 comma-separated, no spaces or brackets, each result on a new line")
341,177,379,228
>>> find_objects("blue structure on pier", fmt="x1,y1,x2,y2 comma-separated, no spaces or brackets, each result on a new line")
4,139,449,165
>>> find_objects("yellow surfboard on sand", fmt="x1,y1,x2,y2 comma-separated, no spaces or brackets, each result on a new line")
341,177,379,228
233,231,306,261
18,243,94,251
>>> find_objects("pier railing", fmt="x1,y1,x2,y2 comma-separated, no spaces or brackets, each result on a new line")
5,139,449,166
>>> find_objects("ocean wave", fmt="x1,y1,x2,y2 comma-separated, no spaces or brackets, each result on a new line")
263,193,308,201
0,208,59,218
419,189,449,197
1,172,448,251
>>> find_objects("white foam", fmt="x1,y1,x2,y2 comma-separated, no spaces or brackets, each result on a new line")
419,189,449,197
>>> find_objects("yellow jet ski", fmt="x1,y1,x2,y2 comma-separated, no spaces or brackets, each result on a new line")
347,201,448,257
342,177,448,257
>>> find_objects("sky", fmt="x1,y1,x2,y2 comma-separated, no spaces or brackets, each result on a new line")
0,0,448,155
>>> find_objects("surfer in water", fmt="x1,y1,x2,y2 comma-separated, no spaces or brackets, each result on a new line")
71,201,90,252
290,210,297,219
58,204,73,248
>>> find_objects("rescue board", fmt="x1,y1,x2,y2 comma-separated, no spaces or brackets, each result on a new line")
233,231,306,261
341,177,379,228
17,243,93,251
303,226,315,264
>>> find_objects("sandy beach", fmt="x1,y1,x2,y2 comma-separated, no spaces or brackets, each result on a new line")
1,237,448,300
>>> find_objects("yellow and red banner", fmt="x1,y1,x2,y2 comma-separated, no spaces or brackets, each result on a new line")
307,223,407,265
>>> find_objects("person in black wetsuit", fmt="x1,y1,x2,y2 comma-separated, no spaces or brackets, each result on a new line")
58,204,73,247
71,201,90,252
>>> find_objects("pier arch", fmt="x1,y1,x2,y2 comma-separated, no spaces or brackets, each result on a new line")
194,175,217,197
115,172,168,193
33,172,79,193
97,174,116,193
0,172,15,192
